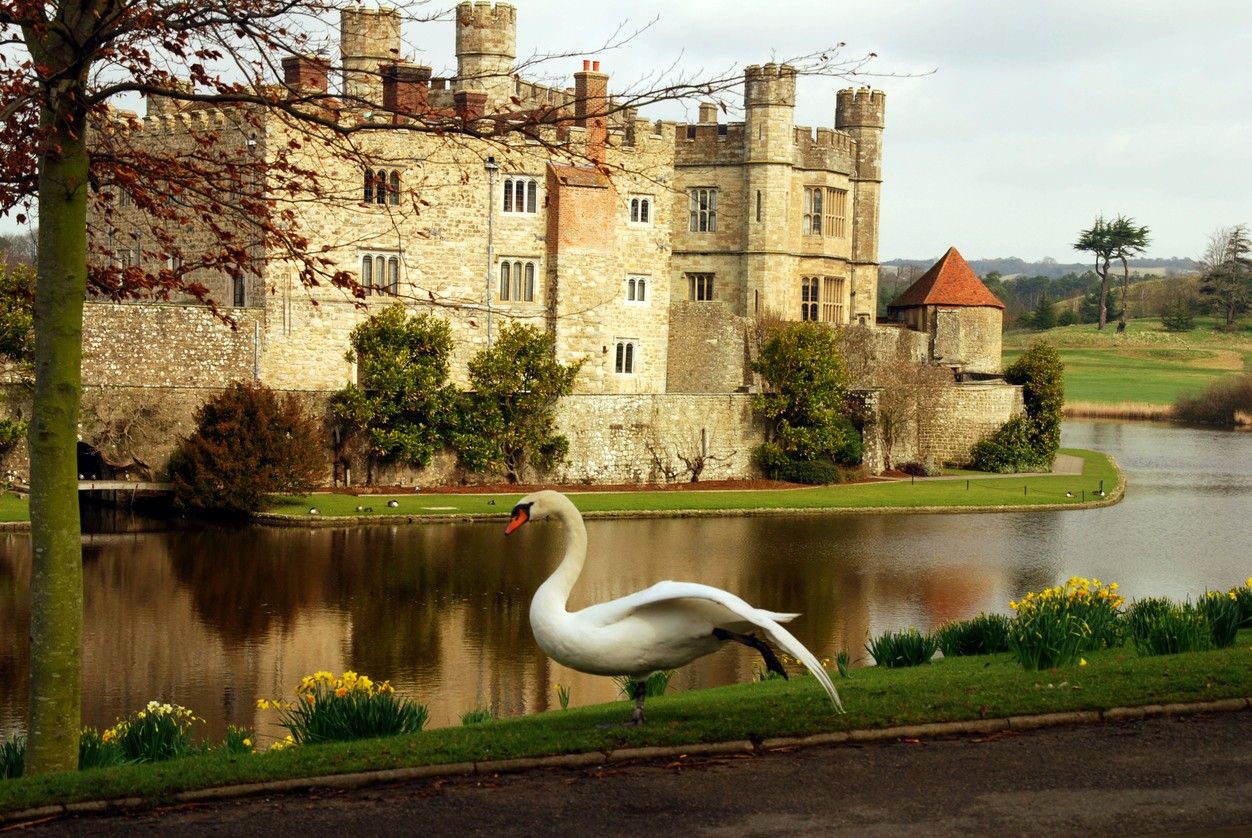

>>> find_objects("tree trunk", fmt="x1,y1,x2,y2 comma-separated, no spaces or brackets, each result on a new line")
1096,258,1110,331
25,113,89,775
1118,258,1130,328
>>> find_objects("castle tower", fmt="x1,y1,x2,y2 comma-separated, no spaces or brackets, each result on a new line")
835,87,886,321
743,64,796,317
454,2,516,111
340,6,402,106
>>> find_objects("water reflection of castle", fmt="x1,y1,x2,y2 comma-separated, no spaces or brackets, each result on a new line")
0,517,1042,738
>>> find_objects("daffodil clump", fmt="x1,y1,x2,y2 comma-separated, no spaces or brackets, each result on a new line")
257,670,428,745
1008,577,1125,670
103,700,202,763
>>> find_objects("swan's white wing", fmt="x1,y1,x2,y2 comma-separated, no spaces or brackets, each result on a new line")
581,581,843,713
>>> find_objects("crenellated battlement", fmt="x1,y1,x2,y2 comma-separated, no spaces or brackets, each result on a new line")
455,1,516,58
341,6,402,60
744,63,796,109
835,87,886,129
794,126,856,173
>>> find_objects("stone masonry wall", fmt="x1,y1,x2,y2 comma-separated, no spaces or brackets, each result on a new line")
551,393,762,484
870,380,1023,469
82,303,258,387
665,301,749,393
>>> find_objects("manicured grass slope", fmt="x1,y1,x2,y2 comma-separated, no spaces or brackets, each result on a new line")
1004,318,1252,406
268,448,1119,520
3,629,1249,814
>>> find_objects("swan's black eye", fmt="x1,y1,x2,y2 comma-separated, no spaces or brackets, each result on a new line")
510,501,533,519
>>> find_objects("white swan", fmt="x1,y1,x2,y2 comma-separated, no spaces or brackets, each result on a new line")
505,490,843,724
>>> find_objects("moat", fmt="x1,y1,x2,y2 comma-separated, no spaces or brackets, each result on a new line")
1,420,1249,742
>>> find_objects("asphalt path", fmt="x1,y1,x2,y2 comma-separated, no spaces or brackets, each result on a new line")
19,710,1252,836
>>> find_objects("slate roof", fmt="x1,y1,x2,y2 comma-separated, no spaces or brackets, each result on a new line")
887,246,1005,310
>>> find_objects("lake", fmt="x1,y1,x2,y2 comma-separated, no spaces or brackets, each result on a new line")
0,420,1248,740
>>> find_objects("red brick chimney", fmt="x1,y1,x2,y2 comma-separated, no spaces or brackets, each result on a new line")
454,89,488,123
383,63,432,121
573,61,608,164
282,55,330,93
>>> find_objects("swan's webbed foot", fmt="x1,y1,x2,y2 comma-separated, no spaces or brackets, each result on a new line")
714,627,788,679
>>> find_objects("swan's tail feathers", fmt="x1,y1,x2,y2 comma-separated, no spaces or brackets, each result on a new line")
761,620,844,714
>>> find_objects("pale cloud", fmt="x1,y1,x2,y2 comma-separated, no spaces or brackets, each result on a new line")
5,0,1249,260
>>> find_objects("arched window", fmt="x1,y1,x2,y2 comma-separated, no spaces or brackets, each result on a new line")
627,277,636,301
512,260,522,300
499,261,511,300
526,180,537,213
387,257,400,294
374,170,386,205
614,340,638,374
364,168,374,203
375,255,385,291
637,278,646,301
503,179,514,213
361,255,373,292
389,171,400,206
523,261,535,301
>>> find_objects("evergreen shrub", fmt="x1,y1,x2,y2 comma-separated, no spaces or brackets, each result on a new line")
169,381,327,515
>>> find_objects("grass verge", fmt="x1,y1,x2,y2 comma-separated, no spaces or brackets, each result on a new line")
1004,317,1252,406
264,448,1120,521
3,628,1249,815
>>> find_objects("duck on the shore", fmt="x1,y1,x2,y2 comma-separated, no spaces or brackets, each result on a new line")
505,490,843,724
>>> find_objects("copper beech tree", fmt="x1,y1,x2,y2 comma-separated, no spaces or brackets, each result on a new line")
1,0,877,773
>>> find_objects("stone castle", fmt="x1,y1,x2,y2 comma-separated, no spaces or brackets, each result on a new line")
73,2,1019,483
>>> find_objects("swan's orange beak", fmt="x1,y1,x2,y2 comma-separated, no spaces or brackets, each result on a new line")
505,506,529,535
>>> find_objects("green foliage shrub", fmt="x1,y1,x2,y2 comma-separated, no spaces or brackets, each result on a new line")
752,322,861,472
106,701,201,763
1124,598,1213,656
0,261,34,367
866,628,937,668
935,613,1011,657
261,671,428,745
330,305,457,476
1196,591,1242,648
78,727,126,770
1159,294,1196,332
972,341,1064,473
614,669,675,698
1008,578,1123,669
169,381,327,515
1056,309,1078,327
453,322,580,482
459,707,496,726
1172,374,1252,427
0,735,22,779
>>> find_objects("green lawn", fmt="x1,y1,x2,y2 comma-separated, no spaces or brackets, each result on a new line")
266,448,1120,520
3,627,1249,815
0,494,27,523
1005,318,1252,406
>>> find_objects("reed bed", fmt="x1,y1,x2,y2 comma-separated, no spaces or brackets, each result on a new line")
1064,402,1173,421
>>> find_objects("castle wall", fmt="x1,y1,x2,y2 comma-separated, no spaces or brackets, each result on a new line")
664,302,750,393
865,381,1024,470
932,306,1003,375
82,303,258,387
551,393,762,484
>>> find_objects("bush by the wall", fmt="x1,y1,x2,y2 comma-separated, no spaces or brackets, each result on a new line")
972,341,1064,473
169,381,327,515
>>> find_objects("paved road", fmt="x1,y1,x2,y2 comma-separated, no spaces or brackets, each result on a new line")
22,710,1252,836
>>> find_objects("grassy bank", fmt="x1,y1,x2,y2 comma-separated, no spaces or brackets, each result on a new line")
1005,317,1252,406
3,628,1249,816
264,448,1120,521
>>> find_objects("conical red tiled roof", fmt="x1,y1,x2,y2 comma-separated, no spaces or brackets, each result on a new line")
887,247,1005,310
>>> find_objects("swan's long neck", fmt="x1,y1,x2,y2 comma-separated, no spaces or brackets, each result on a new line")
532,499,587,614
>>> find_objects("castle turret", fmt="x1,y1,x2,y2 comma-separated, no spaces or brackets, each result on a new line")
835,87,886,321
455,2,516,111
340,7,402,106
743,64,796,316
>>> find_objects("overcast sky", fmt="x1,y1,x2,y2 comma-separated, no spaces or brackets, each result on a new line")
491,0,1252,262
5,1,1249,262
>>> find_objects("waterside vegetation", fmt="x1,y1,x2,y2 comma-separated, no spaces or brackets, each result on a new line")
2,624,1248,817
263,447,1120,521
